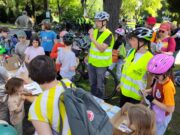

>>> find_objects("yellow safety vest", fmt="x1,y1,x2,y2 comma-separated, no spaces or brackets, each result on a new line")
88,29,114,67
120,49,153,100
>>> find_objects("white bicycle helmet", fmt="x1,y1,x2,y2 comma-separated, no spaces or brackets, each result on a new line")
94,11,110,21
115,28,125,36
132,27,153,41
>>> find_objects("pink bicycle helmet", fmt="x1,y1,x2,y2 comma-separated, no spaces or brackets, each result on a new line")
115,28,125,36
148,54,174,74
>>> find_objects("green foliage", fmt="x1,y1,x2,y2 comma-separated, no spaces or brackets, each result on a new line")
121,0,162,19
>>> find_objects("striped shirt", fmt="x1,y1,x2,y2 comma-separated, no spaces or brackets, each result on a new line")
28,79,72,135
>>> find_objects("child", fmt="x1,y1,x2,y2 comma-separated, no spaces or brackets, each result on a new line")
25,36,45,64
15,30,29,63
0,27,18,55
5,77,25,135
118,27,153,107
40,21,57,56
56,32,77,81
143,54,175,135
113,103,155,135
108,28,126,80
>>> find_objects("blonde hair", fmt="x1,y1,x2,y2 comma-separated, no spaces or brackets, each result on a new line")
113,103,156,135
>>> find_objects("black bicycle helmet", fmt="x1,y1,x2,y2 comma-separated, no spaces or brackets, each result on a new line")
130,27,153,41
63,32,74,45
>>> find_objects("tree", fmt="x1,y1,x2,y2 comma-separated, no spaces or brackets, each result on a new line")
120,0,162,20
103,0,122,32
167,0,180,24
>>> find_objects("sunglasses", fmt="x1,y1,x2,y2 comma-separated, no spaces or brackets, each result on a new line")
159,30,165,33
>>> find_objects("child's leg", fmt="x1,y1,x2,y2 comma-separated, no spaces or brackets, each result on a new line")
156,113,172,135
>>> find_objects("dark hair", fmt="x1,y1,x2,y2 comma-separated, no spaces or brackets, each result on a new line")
127,33,152,52
29,35,41,46
28,55,57,84
5,77,24,95
44,23,51,30
1,27,9,33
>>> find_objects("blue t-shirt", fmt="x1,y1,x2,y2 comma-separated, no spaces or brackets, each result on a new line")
40,30,56,52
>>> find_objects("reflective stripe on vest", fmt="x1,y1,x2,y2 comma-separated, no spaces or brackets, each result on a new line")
120,49,153,100
88,29,114,67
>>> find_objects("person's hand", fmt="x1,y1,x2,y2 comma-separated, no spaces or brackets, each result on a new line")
116,83,121,92
88,28,94,41
145,95,154,103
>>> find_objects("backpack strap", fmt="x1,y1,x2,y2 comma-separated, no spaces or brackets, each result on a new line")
60,80,68,90
60,80,74,91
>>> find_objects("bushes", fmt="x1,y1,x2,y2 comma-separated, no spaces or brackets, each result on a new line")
0,6,7,23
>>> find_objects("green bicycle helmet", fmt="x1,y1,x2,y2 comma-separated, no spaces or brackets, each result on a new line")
63,32,74,45
0,123,18,135
0,45,6,54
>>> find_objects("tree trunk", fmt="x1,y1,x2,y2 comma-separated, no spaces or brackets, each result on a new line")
44,0,48,11
31,0,35,17
103,0,122,33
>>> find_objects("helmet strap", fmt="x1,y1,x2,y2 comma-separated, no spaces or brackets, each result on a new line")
131,40,145,62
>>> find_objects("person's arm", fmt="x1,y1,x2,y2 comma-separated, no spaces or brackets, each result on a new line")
89,29,109,52
152,100,175,113
69,54,77,71
15,99,24,113
15,18,19,27
32,120,53,135
25,54,30,64
50,43,58,59
161,37,176,55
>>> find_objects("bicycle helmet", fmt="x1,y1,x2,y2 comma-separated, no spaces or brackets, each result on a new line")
115,28,125,36
63,32,74,45
0,123,18,135
94,11,110,21
0,45,6,54
148,54,174,74
17,30,27,38
131,27,153,41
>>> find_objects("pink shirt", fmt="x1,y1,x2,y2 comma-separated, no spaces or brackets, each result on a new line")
157,37,176,52
25,46,45,62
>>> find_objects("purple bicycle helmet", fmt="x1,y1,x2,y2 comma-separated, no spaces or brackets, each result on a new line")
148,54,174,74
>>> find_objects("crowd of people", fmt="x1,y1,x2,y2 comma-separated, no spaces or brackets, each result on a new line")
0,10,180,135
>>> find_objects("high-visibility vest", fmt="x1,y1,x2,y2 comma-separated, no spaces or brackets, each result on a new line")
88,29,114,67
120,49,153,100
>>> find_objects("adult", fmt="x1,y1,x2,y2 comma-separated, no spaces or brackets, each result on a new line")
15,11,33,39
28,55,72,135
145,16,157,42
88,11,114,98
155,23,176,55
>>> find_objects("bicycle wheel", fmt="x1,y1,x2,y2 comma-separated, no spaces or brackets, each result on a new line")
74,63,83,82
102,68,118,100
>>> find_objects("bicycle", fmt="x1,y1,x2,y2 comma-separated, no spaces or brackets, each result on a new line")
72,35,118,100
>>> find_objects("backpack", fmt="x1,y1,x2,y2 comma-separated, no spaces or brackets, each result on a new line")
59,81,113,135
